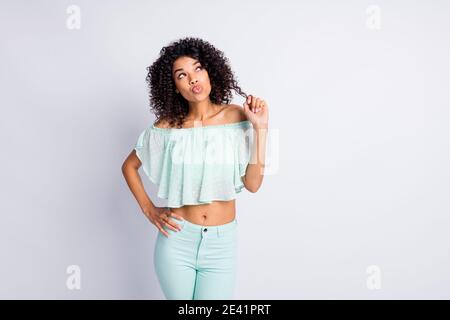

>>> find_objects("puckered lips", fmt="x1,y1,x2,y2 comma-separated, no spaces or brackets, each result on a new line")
191,84,203,94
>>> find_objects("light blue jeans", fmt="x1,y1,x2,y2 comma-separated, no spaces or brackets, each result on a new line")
154,218,238,300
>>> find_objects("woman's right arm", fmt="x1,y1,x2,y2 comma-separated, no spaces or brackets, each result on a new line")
121,150,182,237
121,149,157,217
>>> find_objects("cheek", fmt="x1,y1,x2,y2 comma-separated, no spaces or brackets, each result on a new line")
201,73,211,87
177,81,189,91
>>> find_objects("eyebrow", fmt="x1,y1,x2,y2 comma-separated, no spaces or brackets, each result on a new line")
173,60,201,75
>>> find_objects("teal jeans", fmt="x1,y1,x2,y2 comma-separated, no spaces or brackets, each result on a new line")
154,218,238,300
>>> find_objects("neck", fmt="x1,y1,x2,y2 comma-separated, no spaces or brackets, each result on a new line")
187,99,219,121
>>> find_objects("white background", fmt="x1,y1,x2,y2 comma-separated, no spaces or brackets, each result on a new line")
1,0,449,299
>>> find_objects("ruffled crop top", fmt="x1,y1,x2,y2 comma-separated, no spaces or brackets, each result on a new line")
134,120,254,208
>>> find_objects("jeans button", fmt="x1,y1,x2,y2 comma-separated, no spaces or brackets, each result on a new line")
203,228,208,232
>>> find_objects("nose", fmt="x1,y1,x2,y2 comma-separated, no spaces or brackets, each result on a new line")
189,79,198,85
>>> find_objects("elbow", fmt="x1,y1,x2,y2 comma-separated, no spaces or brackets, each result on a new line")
245,183,261,193
121,160,137,174
121,163,129,177
242,175,262,193
122,152,141,173
121,160,129,173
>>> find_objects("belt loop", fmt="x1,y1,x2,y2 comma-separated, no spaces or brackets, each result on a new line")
216,226,221,238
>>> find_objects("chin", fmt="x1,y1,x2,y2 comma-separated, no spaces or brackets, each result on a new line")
193,92,209,100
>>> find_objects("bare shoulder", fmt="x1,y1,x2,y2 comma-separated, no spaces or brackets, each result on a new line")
224,104,248,123
153,118,172,128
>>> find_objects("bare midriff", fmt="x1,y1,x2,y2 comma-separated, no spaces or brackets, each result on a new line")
170,199,236,226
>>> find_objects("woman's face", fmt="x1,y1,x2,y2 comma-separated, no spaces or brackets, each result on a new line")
172,56,212,102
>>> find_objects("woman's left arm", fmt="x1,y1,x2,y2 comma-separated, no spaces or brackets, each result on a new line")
242,95,269,193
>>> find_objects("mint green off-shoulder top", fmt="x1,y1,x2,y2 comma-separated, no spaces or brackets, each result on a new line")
134,120,254,208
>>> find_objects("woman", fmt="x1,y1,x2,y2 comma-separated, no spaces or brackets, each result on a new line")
121,37,269,300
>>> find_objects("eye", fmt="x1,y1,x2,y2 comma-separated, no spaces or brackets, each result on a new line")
177,66,202,79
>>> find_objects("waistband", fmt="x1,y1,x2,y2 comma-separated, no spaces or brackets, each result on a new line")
177,218,238,237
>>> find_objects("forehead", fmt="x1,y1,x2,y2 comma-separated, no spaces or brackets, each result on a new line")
172,56,199,69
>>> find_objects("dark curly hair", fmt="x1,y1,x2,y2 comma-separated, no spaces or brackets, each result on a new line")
145,37,248,129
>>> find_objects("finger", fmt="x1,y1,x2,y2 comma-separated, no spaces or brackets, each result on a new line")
159,214,168,223
257,100,264,112
245,95,252,108
252,97,260,112
160,228,169,237
170,213,185,221
251,97,257,112
165,218,181,231
257,99,266,112
166,210,184,229
155,221,169,237
243,98,251,113
160,215,179,231
163,211,173,222
159,216,170,229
